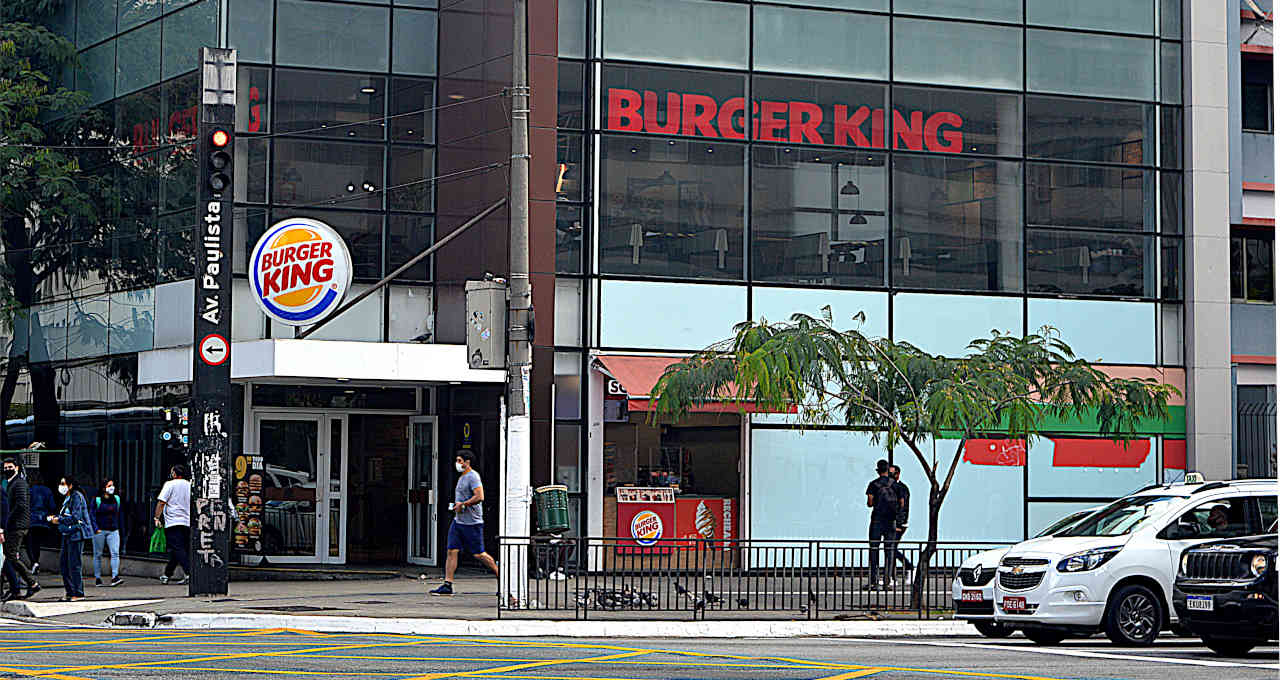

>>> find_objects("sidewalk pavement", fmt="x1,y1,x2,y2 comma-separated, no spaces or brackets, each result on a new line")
0,572,979,639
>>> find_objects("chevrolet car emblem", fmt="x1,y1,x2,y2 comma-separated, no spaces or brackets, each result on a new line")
1011,566,1025,575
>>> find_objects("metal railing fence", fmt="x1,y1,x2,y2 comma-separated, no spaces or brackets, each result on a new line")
1237,400,1277,479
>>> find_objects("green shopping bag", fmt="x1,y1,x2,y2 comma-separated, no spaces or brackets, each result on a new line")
149,526,167,553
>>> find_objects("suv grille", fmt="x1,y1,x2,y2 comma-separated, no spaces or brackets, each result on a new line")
958,567,997,586
1184,550,1253,581
999,570,1044,590
1001,557,1050,567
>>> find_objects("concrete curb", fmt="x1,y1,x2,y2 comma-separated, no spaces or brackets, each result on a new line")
114,612,981,638
4,599,163,618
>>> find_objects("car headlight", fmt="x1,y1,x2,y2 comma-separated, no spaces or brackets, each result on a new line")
1251,554,1269,577
1180,553,1189,576
1057,547,1123,573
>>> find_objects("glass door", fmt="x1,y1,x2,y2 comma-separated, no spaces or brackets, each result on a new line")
407,416,438,565
254,412,347,564
324,415,348,564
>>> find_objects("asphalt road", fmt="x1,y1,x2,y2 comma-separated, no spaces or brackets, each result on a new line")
0,622,1274,680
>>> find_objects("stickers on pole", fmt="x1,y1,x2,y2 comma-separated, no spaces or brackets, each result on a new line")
250,218,353,326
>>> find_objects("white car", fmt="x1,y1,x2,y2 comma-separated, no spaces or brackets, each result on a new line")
994,479,1279,646
953,507,1099,637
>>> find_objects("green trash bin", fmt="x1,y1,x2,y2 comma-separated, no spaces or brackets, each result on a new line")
534,484,570,534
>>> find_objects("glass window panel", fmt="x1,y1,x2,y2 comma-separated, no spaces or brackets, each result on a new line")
1027,29,1155,100
387,214,433,280
108,288,155,355
1026,228,1154,297
31,301,69,363
160,144,197,212
272,209,383,279
1246,237,1274,302
750,76,886,148
395,0,436,6
236,66,271,133
388,146,435,212
116,23,160,96
554,424,582,491
601,0,748,69
272,139,385,209
1160,41,1181,105
1028,501,1107,538
277,0,389,71
891,86,1021,156
390,78,435,144
1159,302,1182,365
554,352,582,420
114,86,162,155
556,205,584,274
50,0,76,41
66,295,110,360
116,152,161,227
559,0,586,58
1026,96,1153,165
557,133,583,202
1243,82,1272,132
751,287,888,336
893,0,1020,23
753,6,887,81
1160,0,1180,38
392,9,438,75
166,0,198,11
1231,236,1245,300
162,71,200,146
234,137,269,204
601,64,746,140
891,155,1022,292
599,135,745,280
751,147,887,288
1028,298,1155,363
274,69,386,140
600,280,746,350
229,0,274,63
558,61,585,129
1027,0,1153,35
767,0,885,11
892,293,1021,356
1161,237,1182,300
162,0,219,80
77,40,116,106
1160,106,1182,168
1160,171,1182,233
554,278,583,346
76,0,117,47
893,18,1022,90
1028,437,1156,498
1027,162,1153,231
157,213,195,283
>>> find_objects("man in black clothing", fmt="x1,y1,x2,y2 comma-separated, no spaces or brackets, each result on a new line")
1,458,38,599
889,464,914,579
864,459,901,590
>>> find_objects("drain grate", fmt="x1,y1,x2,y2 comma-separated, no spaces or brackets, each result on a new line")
245,605,350,613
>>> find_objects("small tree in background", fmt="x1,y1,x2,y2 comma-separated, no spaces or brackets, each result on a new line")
651,308,1179,605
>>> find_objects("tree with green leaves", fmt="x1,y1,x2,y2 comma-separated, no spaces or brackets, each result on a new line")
651,308,1179,605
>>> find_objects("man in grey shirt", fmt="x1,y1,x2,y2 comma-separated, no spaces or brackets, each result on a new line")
431,450,499,595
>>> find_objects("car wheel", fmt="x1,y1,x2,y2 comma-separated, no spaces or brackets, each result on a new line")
1024,629,1068,645
1104,584,1163,646
1203,637,1260,657
973,621,1015,638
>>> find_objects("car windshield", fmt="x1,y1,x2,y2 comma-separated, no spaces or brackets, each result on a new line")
1060,495,1185,537
1035,509,1094,538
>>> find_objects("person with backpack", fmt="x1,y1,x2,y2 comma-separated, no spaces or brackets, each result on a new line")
48,475,93,601
889,464,914,581
90,479,124,587
1,457,39,599
864,459,902,591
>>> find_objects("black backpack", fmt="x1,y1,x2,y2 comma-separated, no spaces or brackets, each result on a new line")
871,476,899,517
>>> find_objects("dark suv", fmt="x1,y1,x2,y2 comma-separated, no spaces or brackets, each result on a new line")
1172,525,1277,657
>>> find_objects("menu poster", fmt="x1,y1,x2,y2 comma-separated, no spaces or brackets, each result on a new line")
232,454,266,554
615,487,675,554
675,498,735,551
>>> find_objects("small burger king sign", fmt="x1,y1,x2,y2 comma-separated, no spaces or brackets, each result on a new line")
250,218,353,325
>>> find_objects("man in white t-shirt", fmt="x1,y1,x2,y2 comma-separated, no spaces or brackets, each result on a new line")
153,464,191,585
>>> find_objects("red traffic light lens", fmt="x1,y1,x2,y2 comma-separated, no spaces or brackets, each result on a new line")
210,130,230,148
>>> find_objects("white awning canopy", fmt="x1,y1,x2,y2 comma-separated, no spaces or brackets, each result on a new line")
138,339,505,385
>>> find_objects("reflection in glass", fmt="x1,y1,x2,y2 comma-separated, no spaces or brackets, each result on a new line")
392,9,439,75
259,419,319,556
554,423,582,492
753,6,888,81
272,139,384,209
558,61,585,129
162,72,199,146
557,133,583,201
78,41,116,106
228,0,274,63
751,147,886,288
116,23,161,96
554,352,582,420
157,212,195,283
388,146,435,212
1026,96,1152,165
556,205,583,274
891,155,1022,292
77,0,117,48
1026,228,1153,297
1027,0,1153,35
1159,171,1182,233
387,215,433,281
893,18,1022,90
1160,106,1182,168
160,144,197,213
892,86,1021,156
1161,238,1182,300
234,137,270,204
275,70,386,140
1246,237,1274,302
118,0,159,32
602,0,748,69
276,0,390,71
390,78,435,144
1027,29,1155,101
599,135,745,280
751,75,885,148
893,0,1020,23
272,209,383,280
162,0,218,80
1027,163,1153,232
1160,42,1181,105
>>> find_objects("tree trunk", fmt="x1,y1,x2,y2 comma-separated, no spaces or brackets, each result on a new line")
911,485,943,610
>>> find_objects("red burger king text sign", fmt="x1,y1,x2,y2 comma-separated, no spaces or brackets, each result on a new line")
250,218,353,326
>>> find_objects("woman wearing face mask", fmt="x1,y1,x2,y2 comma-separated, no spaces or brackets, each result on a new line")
47,475,93,601
90,479,124,587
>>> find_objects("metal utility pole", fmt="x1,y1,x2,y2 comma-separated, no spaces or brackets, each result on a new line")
501,0,533,603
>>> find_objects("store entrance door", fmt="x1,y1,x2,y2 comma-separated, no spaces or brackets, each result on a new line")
254,412,348,563
407,416,439,565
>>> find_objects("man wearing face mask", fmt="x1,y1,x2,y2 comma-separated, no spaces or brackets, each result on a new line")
1,458,39,600
430,450,499,596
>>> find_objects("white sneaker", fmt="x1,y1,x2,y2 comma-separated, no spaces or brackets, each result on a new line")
159,575,169,584
31,563,39,575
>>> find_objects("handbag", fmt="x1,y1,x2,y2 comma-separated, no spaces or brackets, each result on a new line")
149,526,167,553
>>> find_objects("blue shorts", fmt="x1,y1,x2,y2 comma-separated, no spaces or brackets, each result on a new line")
447,521,486,555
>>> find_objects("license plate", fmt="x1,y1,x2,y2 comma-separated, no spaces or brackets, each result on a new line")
1002,596,1026,611
1186,595,1213,611
961,590,984,602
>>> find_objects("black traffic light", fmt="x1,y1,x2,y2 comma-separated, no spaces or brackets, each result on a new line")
207,129,232,194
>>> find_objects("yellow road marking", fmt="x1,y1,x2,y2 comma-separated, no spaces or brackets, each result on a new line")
817,670,886,680
400,649,654,680
0,664,94,680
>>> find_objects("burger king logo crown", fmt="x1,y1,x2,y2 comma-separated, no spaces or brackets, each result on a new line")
251,218,353,325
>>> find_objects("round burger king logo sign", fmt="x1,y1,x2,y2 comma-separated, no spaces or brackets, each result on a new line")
630,510,664,546
251,218,353,325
